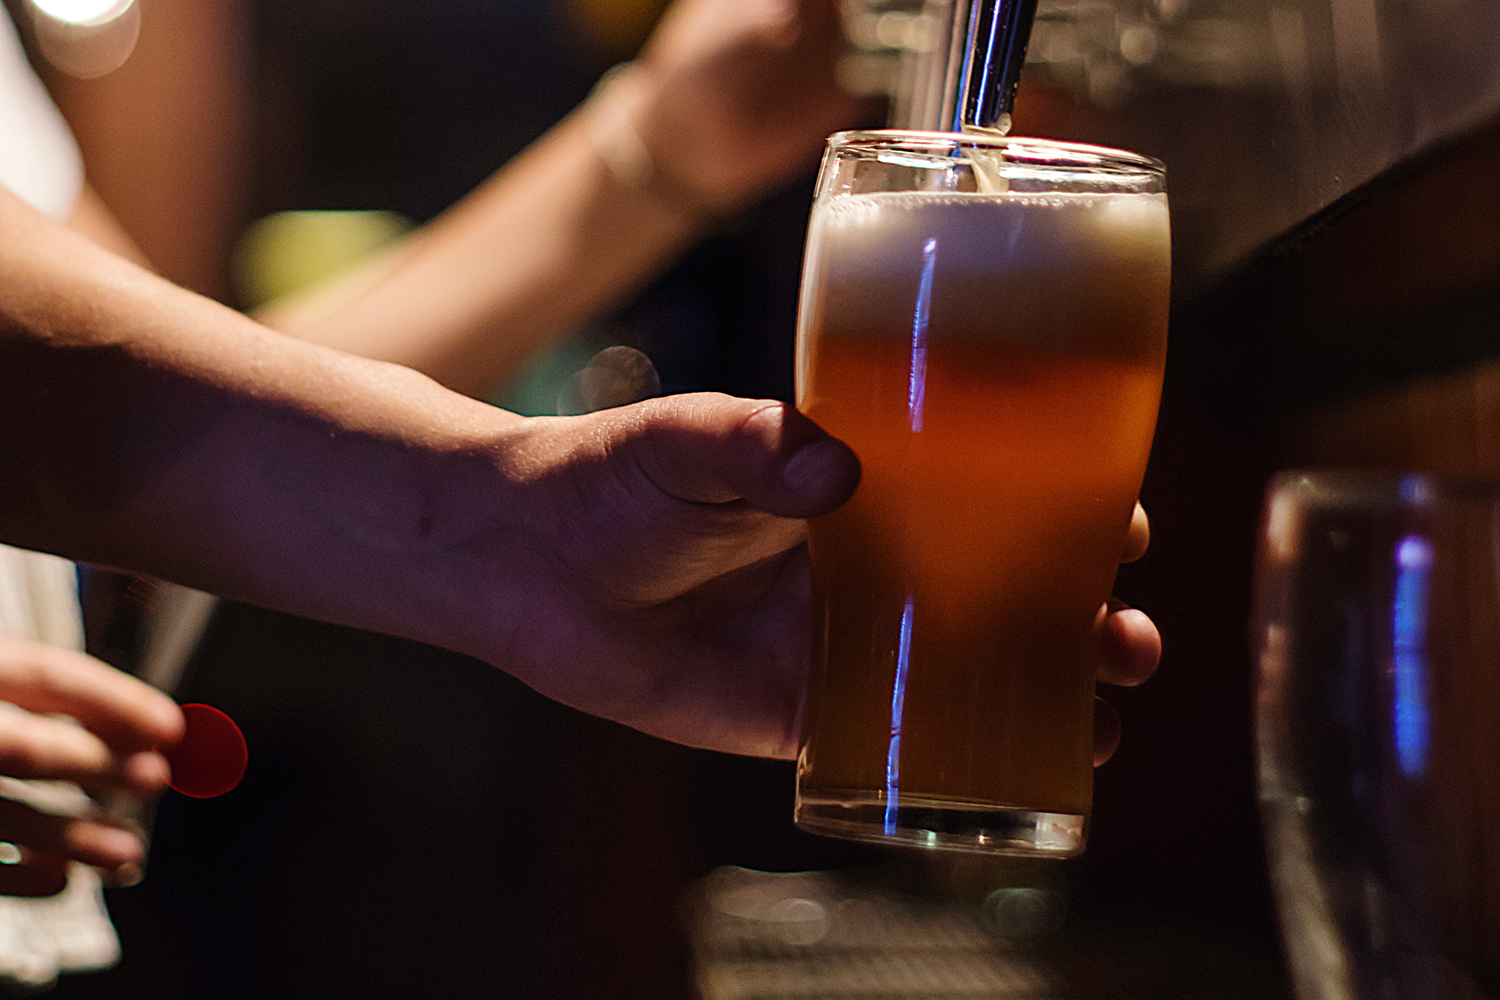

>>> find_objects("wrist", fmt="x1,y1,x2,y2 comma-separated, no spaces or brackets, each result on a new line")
583,63,737,222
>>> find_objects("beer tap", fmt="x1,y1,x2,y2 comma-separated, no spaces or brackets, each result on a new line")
890,0,1039,134
950,0,1040,135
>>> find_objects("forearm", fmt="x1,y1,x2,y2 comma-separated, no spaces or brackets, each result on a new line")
260,66,707,398
0,187,528,651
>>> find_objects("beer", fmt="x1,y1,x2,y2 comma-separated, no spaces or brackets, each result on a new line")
794,182,1170,853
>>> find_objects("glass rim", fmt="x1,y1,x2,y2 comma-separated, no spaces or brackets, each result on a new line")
1266,469,1500,510
825,129,1165,175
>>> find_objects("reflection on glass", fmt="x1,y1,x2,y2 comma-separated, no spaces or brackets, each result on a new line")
885,594,915,834
1389,533,1430,778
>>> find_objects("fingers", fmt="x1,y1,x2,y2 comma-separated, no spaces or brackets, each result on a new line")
0,796,144,875
0,840,141,897
0,705,172,798
615,393,860,518
1091,504,1157,765
0,636,184,757
1092,597,1160,767
1120,502,1149,563
1094,598,1161,688
1092,696,1121,767
0,639,173,897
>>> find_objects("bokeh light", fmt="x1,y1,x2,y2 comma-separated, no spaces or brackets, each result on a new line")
29,0,132,27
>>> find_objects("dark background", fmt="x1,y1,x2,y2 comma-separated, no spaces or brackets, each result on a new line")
33,0,1500,996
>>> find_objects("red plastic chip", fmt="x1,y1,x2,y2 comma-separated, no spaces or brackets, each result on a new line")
164,703,248,798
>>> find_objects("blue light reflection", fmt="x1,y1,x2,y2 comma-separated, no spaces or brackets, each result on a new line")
1391,534,1433,777
908,237,936,433
885,595,914,833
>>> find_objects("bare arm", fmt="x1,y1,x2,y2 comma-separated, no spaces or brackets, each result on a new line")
253,73,708,397
262,0,869,395
0,184,864,757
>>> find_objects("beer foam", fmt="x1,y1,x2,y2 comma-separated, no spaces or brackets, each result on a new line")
811,190,1169,280
795,187,1171,367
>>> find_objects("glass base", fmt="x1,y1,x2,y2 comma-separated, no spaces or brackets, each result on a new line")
794,789,1087,857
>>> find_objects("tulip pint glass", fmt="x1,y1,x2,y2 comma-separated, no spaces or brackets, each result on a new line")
793,131,1170,856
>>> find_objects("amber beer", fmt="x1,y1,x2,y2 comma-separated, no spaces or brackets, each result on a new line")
793,133,1169,855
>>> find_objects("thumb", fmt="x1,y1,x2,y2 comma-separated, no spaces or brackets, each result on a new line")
614,393,860,518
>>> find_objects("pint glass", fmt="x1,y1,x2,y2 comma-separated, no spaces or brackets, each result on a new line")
793,131,1170,855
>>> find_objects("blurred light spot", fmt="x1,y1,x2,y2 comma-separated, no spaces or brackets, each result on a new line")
1035,812,1085,851
766,898,829,947
1396,535,1433,570
707,877,830,948
1399,474,1432,505
27,0,138,78
1391,534,1432,777
1029,21,1082,65
1264,488,1302,562
837,51,902,96
1086,61,1131,108
30,0,129,25
556,346,661,416
984,887,1065,940
0,843,20,865
234,210,413,310
1118,25,1161,65
875,11,934,51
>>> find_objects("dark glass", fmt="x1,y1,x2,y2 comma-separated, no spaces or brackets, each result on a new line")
1255,472,1500,1000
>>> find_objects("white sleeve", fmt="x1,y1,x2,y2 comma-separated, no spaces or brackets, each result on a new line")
0,8,84,222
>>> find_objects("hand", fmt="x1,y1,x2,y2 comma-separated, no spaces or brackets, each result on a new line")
630,0,878,209
457,394,1160,763
466,393,855,758
0,637,183,896
1093,502,1162,765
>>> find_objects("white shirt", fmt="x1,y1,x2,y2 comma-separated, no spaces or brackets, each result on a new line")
0,8,83,223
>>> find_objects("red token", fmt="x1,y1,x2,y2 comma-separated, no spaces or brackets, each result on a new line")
164,704,248,798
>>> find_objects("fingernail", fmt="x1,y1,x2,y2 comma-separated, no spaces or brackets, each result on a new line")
782,440,838,494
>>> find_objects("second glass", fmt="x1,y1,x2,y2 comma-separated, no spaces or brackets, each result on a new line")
792,131,1170,855
1254,471,1500,1000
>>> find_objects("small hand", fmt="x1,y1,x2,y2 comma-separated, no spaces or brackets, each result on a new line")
632,0,878,209
0,636,183,896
